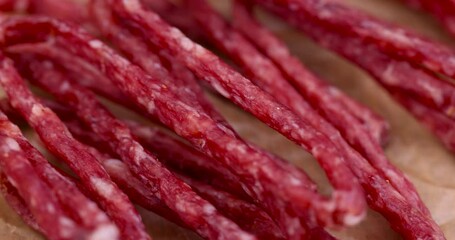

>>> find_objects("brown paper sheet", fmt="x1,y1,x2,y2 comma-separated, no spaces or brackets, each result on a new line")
1,0,455,239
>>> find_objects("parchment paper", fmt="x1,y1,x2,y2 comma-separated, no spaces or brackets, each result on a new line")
1,0,454,239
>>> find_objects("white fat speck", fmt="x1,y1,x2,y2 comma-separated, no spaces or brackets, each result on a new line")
94,212,109,223
18,97,34,108
14,0,29,12
114,128,130,139
58,217,75,229
132,144,147,163
382,63,397,84
175,201,186,212
91,177,116,197
211,81,230,98
286,217,301,236
343,211,366,226
181,104,201,117
59,81,71,92
422,81,444,105
202,204,215,215
46,203,56,213
122,0,141,11
49,133,58,140
137,97,148,107
327,86,340,96
226,142,236,152
88,224,120,240
31,104,46,117
193,44,207,57
238,232,255,240
385,169,400,182
225,141,247,154
237,145,247,154
152,63,161,69
290,131,300,141
252,180,263,193
4,138,20,151
217,124,234,136
147,101,155,112
271,44,289,57
288,176,302,186
116,57,131,69
195,139,206,148
180,37,194,51
89,40,103,49
378,27,411,46
170,28,183,39
104,159,126,171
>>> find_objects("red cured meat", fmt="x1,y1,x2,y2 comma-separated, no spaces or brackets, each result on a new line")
124,120,249,200
310,27,455,155
0,173,41,232
0,0,88,25
252,0,455,121
0,111,82,240
10,93,283,239
13,0,227,129
401,0,455,36
173,2,434,231
142,0,203,40
181,0,315,126
21,96,249,201
0,53,148,240
156,0,388,147
109,0,446,235
88,4,229,127
25,58,256,240
255,10,445,236
7,43,130,107
0,98,116,233
230,0,430,218
177,175,285,240
86,142,284,240
230,0,388,145
93,147,284,239
176,0,428,222
396,95,455,152
0,15,334,239
104,0,366,229
0,1,448,239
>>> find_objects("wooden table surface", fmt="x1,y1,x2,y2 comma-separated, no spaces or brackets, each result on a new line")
0,0,454,239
